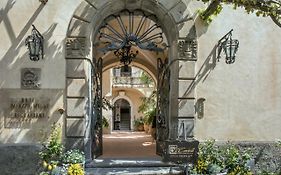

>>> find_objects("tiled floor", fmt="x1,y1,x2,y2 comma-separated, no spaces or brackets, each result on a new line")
101,131,157,158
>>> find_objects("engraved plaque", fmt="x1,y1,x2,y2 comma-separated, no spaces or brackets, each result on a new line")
163,140,199,163
21,68,41,89
5,97,50,128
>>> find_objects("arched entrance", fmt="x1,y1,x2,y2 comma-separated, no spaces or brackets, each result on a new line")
113,98,131,131
65,0,197,161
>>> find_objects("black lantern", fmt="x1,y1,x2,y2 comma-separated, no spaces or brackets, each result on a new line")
114,43,138,69
25,25,44,61
217,29,239,64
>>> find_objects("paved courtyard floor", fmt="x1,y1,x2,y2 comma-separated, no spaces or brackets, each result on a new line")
86,131,184,174
101,131,157,158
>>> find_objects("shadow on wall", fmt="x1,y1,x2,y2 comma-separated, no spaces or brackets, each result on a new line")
0,0,66,143
179,44,218,109
0,0,66,88
0,1,45,67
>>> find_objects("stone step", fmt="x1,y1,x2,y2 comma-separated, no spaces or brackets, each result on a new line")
86,166,184,175
85,157,185,175
85,157,177,168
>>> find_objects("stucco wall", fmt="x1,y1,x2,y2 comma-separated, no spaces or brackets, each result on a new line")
0,0,80,144
193,5,281,141
0,0,280,144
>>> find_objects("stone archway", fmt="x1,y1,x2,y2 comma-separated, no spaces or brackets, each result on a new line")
65,0,198,160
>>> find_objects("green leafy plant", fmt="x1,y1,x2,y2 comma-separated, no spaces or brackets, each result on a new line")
277,140,281,147
138,90,156,125
197,0,281,27
134,117,144,127
61,149,85,164
139,71,153,86
143,108,156,125
39,124,64,162
102,117,109,128
190,139,253,174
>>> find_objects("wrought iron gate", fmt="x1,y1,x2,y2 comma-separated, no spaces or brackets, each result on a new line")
92,58,103,158
156,58,170,156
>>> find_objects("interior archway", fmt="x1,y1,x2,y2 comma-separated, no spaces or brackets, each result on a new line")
113,98,131,130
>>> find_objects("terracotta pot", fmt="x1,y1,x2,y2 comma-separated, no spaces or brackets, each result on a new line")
144,124,149,133
137,124,144,131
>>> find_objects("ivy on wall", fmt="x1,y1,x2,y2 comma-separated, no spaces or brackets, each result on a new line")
197,0,281,27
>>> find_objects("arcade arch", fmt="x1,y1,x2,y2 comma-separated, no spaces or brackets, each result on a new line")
65,0,196,160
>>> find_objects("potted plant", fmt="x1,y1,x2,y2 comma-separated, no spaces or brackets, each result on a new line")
143,116,150,133
38,124,85,175
138,91,156,136
39,124,64,174
134,117,144,131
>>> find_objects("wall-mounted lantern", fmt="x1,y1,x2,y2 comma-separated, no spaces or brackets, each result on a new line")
25,25,44,61
195,98,206,119
217,29,239,64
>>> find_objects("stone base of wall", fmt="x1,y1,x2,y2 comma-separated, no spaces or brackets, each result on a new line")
217,142,281,173
0,144,41,175
0,142,280,174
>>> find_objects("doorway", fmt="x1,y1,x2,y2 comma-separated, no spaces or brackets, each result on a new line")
113,99,131,131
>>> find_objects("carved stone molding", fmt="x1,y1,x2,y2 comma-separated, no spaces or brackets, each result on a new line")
178,38,197,60
21,68,41,89
66,37,86,58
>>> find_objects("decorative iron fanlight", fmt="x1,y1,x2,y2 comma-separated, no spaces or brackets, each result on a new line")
98,10,167,53
217,29,239,64
114,43,138,69
25,25,44,61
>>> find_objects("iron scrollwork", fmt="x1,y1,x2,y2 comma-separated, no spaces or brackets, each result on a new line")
178,38,197,60
92,58,103,158
156,58,170,142
66,37,86,58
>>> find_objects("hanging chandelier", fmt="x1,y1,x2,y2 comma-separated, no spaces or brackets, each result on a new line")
114,43,138,69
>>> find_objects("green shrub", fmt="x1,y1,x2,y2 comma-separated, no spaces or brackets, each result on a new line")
39,124,64,162
61,149,85,164
134,117,144,127
189,139,253,175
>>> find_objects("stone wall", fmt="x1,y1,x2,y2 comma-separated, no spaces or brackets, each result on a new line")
0,144,41,175
220,142,281,173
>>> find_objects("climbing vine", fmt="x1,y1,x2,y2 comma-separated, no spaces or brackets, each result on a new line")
197,0,281,27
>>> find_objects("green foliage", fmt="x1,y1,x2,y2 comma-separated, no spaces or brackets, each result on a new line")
189,139,253,174
139,71,153,85
39,124,64,162
38,125,85,175
134,117,144,127
61,149,85,164
197,0,281,27
198,4,223,24
138,90,157,125
102,117,109,128
277,140,281,147
145,108,156,125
